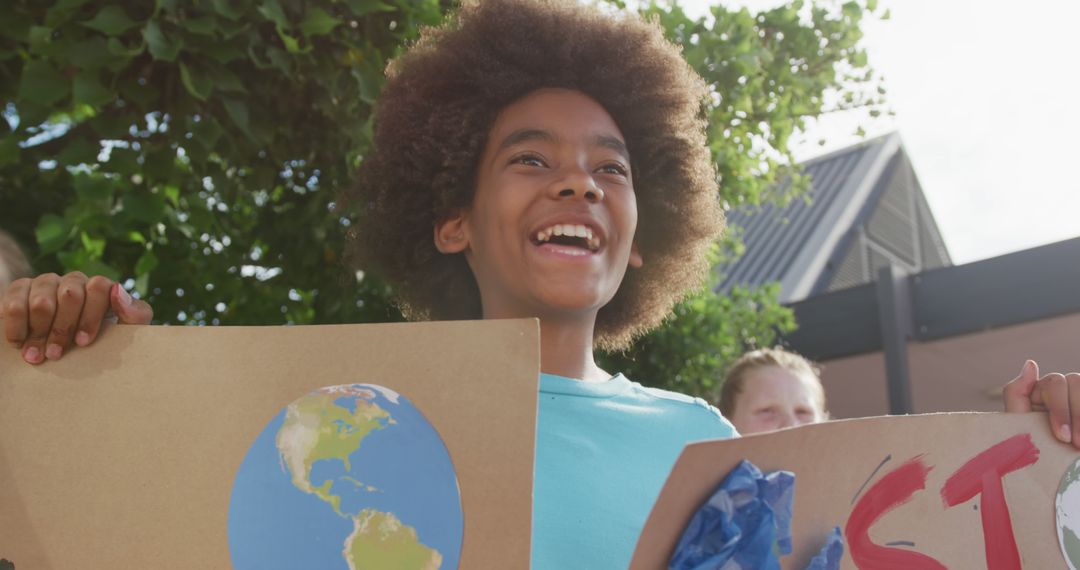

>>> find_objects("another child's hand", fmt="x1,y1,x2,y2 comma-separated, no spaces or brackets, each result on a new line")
1,272,153,365
1003,360,1080,449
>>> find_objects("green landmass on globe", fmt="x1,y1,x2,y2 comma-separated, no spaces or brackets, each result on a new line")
275,385,442,569
347,510,443,570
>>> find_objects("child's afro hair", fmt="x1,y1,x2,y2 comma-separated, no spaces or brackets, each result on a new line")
347,0,724,351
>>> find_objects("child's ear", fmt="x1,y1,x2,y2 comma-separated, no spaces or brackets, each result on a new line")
434,209,470,254
628,240,643,268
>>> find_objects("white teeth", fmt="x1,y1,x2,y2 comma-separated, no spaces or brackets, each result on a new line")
534,223,598,250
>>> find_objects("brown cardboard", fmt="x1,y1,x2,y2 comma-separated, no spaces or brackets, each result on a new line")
631,412,1080,569
0,318,540,569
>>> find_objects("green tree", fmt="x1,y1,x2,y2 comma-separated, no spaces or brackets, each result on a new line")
0,0,885,398
598,0,887,398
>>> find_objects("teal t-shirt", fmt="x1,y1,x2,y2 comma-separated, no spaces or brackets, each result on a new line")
532,373,738,569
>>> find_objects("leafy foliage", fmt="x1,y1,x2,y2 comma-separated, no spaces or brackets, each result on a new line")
1,0,444,325
650,0,887,209
0,0,884,397
597,0,888,396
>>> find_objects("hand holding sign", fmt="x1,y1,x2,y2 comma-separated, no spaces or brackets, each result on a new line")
1,273,152,364
1004,360,1080,450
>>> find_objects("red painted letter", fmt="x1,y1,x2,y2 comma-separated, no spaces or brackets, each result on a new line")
846,456,947,569
940,433,1039,570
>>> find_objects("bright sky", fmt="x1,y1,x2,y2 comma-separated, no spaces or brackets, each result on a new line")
683,0,1080,263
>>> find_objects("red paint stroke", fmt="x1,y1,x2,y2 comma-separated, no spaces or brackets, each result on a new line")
940,433,1040,570
846,455,947,569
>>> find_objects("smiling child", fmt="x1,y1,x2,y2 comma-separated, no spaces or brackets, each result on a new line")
346,2,735,565
3,0,1078,567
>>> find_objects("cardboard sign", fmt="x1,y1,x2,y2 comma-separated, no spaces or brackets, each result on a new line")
631,412,1080,569
0,319,540,569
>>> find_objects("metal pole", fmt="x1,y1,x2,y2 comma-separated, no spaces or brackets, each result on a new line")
876,263,914,414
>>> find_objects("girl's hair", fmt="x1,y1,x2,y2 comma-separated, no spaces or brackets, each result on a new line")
718,347,828,418
345,0,724,350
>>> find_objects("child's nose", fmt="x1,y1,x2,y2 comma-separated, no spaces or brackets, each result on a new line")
556,186,604,202
551,169,604,202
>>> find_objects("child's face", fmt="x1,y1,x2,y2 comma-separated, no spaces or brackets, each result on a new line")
435,88,642,322
729,365,825,435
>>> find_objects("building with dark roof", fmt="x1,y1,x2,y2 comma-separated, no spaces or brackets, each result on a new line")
718,132,951,303
718,133,1080,418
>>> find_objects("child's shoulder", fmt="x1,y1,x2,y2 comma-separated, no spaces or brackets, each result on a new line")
622,376,736,435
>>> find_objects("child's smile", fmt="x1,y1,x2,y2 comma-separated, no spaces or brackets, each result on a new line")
532,222,600,254
435,88,642,322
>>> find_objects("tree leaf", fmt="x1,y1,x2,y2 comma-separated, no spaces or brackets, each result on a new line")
0,136,21,167
344,0,396,17
72,172,114,202
28,26,54,52
191,116,224,149
143,20,183,61
156,0,178,15
45,0,93,27
179,60,213,100
68,37,119,69
17,59,69,106
36,213,74,254
206,62,246,93
61,254,121,281
300,7,341,37
107,36,146,57
134,272,150,297
181,17,217,35
73,70,114,106
276,28,305,54
135,249,159,275
211,0,245,20
82,6,141,36
122,192,167,224
222,96,257,142
257,0,289,28
80,231,107,257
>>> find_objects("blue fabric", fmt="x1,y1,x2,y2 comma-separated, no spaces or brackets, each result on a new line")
532,373,738,570
805,526,844,570
669,460,795,570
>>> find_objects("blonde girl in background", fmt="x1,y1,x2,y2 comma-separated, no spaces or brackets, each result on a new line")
719,347,828,435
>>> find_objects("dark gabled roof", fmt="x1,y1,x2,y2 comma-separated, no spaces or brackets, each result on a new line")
716,132,917,303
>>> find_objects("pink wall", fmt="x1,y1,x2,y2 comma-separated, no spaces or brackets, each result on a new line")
817,312,1080,419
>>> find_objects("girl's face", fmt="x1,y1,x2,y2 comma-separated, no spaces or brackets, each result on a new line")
729,365,826,435
434,88,642,323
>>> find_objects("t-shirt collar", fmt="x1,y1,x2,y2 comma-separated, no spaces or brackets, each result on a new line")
539,372,631,398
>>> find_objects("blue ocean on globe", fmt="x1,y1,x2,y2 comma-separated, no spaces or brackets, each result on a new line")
228,383,463,569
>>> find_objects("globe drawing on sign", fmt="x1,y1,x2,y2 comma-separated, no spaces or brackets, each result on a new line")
1058,458,1080,570
229,384,463,570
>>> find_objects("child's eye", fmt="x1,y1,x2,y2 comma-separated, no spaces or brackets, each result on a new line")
754,407,777,417
511,153,547,167
597,162,629,176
